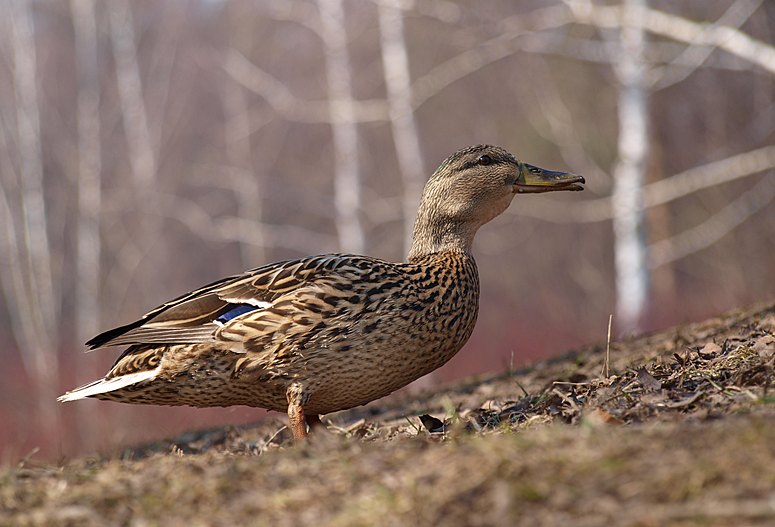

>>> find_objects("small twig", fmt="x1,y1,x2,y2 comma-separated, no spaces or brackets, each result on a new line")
256,425,287,453
597,390,636,407
551,388,581,412
404,416,421,434
16,447,41,469
662,391,703,409
705,377,725,392
602,314,613,378
343,418,367,433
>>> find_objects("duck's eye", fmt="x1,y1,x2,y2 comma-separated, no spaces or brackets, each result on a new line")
477,155,493,166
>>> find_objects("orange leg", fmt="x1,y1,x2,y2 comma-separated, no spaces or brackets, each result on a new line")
287,402,309,440
287,406,327,439
286,383,315,440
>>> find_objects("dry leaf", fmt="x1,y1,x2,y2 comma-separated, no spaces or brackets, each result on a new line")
584,408,622,427
636,367,662,392
699,342,722,357
752,336,775,358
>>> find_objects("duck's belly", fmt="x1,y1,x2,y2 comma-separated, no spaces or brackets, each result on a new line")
275,306,477,414
96,306,476,415
296,335,466,415
94,336,463,414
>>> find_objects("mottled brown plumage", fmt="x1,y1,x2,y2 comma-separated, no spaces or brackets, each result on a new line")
59,145,584,439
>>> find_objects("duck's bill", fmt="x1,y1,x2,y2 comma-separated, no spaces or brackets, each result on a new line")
515,163,585,193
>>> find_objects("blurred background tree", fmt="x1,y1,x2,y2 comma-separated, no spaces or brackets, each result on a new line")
0,0,773,459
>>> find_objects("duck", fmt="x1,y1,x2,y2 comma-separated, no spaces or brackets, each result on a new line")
59,145,584,439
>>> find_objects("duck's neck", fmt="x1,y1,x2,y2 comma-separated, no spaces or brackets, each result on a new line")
407,203,478,262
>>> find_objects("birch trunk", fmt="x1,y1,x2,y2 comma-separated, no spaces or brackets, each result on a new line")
107,0,161,310
8,0,60,435
612,0,650,332
378,0,425,257
220,10,266,267
318,0,364,254
71,0,102,345
70,0,103,449
108,0,156,186
221,86,266,266
378,0,431,388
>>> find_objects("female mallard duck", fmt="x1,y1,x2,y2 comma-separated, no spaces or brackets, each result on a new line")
59,145,584,439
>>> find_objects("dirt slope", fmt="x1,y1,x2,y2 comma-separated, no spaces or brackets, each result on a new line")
2,302,774,526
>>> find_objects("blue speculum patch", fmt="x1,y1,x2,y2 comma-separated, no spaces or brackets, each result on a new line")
217,304,258,322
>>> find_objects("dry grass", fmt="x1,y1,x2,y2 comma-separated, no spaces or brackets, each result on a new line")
2,302,774,526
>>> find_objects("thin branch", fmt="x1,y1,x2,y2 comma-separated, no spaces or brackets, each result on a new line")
227,1,775,131
223,48,389,124
566,0,775,76
519,33,756,72
649,175,775,268
644,145,775,208
147,193,338,254
511,145,775,224
650,0,763,89
255,0,322,33
522,63,611,189
225,4,575,125
370,0,463,25
409,5,573,111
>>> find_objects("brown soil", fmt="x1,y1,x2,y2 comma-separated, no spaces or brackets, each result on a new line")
2,301,774,526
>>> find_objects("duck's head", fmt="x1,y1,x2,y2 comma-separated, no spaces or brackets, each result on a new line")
408,145,584,260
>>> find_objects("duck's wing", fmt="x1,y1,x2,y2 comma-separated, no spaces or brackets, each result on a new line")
86,254,357,350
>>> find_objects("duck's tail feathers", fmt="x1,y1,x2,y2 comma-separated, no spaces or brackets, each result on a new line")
57,367,161,402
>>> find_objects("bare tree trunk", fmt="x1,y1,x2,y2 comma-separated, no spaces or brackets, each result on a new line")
612,0,650,333
71,0,102,345
107,0,161,311
318,0,364,254
378,0,425,257
70,0,103,450
220,12,266,267
378,0,432,389
108,0,156,186
220,89,266,266
7,0,60,436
